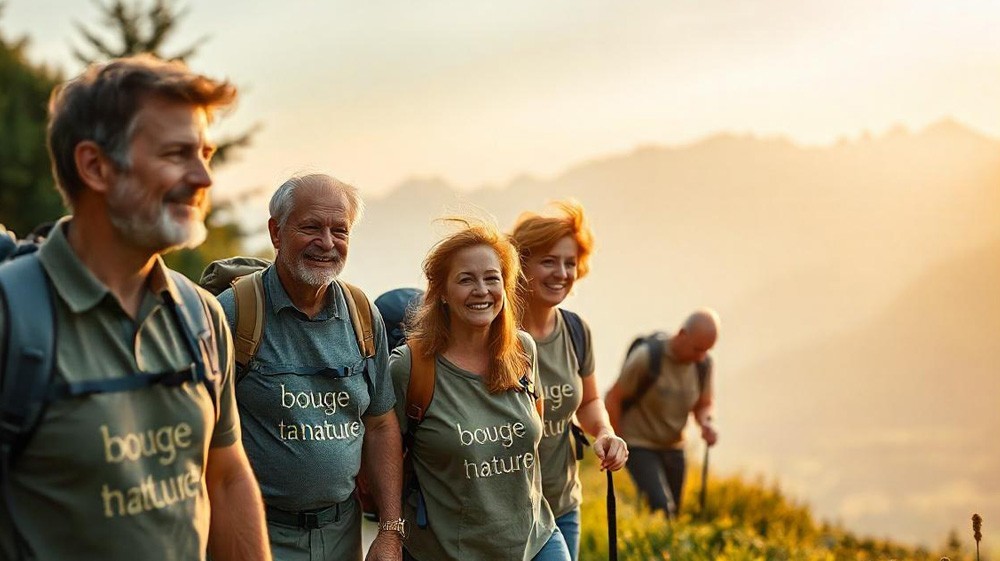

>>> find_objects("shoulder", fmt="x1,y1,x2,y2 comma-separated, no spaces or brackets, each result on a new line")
388,344,413,381
215,285,235,311
622,339,653,372
558,307,592,337
517,329,537,356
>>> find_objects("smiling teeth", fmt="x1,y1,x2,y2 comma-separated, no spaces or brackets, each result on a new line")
468,303,491,310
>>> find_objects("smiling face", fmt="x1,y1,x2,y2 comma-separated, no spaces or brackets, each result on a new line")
443,244,505,333
523,235,578,309
105,96,216,252
271,181,351,288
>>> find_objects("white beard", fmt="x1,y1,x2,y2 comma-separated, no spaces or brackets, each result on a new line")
279,248,345,288
107,182,208,252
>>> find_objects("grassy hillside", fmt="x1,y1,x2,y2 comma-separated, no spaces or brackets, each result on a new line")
576,456,986,560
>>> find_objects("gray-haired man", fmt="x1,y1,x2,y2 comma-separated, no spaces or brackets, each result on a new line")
217,174,404,561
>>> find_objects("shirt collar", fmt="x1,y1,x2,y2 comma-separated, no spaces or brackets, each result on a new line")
39,217,177,314
264,265,341,320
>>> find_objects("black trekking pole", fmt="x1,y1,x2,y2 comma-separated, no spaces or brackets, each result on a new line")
607,470,618,561
699,443,710,514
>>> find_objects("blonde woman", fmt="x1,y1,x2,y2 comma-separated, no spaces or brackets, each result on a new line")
510,201,628,560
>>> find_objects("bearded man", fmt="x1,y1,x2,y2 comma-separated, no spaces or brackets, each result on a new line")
216,174,404,561
0,55,269,561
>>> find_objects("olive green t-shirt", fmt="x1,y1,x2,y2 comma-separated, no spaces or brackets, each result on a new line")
617,335,710,451
0,220,240,561
534,310,594,518
389,333,555,561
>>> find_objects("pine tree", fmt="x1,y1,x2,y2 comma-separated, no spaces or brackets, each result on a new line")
0,7,65,237
72,0,265,278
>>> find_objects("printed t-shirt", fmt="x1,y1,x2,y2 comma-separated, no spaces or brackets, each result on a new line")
534,310,594,518
389,333,555,561
617,338,709,451
0,219,239,561
217,266,393,511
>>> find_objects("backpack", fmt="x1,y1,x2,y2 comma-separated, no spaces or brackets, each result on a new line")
198,257,376,378
374,288,424,350
619,332,711,413
0,252,220,559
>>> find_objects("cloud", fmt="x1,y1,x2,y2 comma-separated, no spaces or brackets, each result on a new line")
905,480,1000,513
840,492,894,521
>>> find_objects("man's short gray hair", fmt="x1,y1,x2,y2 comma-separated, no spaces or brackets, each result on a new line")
268,173,366,229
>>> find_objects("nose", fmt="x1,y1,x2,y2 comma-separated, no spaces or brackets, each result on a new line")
189,155,213,190
313,229,335,251
471,279,489,294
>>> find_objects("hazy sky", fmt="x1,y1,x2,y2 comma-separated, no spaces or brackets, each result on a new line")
5,0,1000,198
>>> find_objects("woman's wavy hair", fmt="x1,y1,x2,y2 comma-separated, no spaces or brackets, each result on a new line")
509,199,595,304
407,219,529,393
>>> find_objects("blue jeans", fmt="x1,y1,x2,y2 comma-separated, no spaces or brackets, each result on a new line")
554,509,580,561
532,526,571,561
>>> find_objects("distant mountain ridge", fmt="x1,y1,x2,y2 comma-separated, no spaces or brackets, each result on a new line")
343,119,999,544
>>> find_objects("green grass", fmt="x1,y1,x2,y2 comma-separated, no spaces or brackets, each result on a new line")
576,456,979,561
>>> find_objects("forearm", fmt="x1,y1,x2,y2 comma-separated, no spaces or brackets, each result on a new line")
207,464,270,561
605,386,623,434
693,402,713,427
577,397,615,439
363,420,403,521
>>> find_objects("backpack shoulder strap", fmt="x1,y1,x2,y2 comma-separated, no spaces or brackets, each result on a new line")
404,344,436,429
231,270,265,374
0,255,56,456
169,272,221,421
516,336,544,419
338,280,375,359
621,333,665,413
0,254,56,558
695,355,712,394
558,308,588,376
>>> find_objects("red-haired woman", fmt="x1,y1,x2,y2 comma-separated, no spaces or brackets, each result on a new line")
389,220,571,561
509,200,629,561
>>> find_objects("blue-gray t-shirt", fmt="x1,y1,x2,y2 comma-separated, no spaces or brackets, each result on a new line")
217,267,394,511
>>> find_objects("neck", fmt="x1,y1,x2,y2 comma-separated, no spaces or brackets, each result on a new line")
521,300,557,340
667,335,687,363
444,324,492,375
275,263,331,318
66,208,159,319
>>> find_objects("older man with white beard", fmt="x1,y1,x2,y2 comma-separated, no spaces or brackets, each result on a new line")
216,174,404,561
0,55,269,561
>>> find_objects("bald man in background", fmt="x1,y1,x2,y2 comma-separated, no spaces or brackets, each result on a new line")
605,309,720,516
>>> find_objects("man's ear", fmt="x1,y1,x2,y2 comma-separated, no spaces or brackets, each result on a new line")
268,217,280,251
74,141,118,195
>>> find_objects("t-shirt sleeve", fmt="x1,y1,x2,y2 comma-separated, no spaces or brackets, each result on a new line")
204,291,240,448
388,345,412,434
363,302,397,417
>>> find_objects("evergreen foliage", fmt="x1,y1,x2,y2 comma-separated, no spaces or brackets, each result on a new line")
69,0,262,279
0,9,64,237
